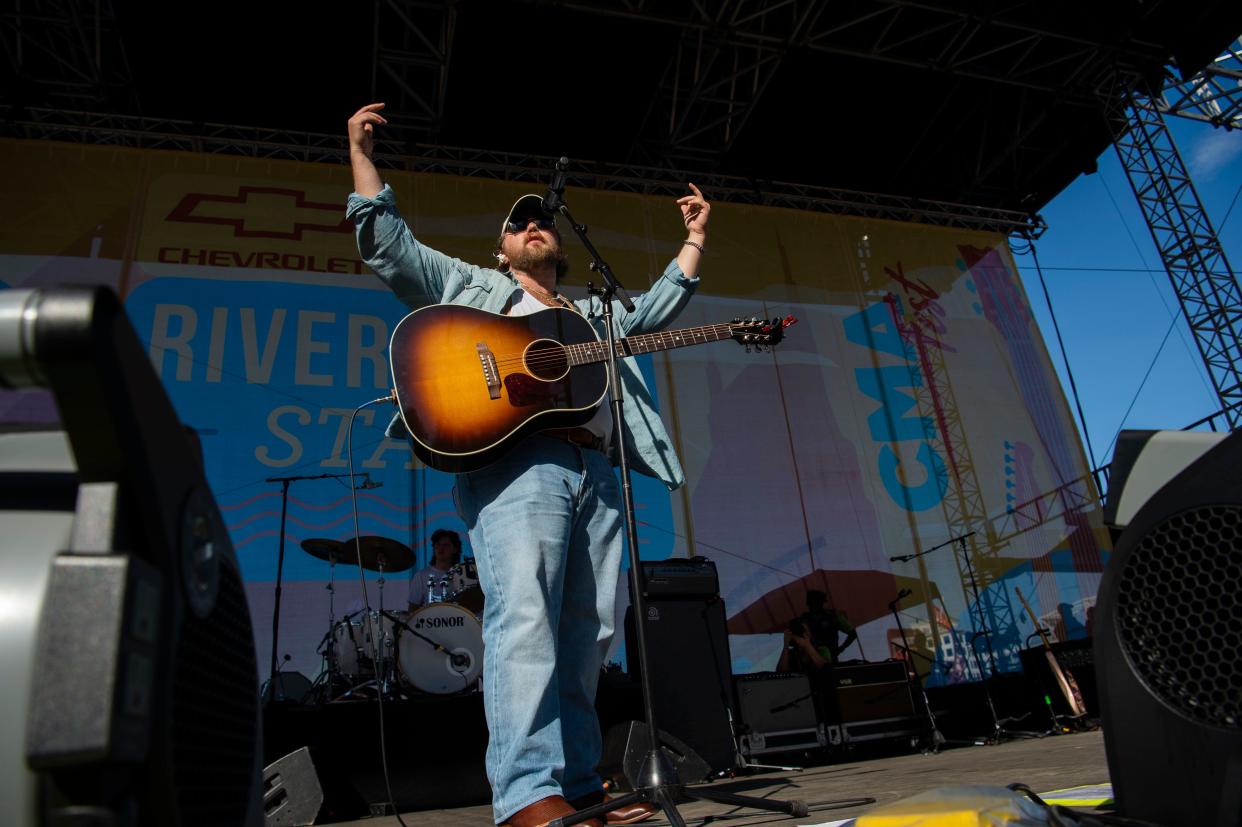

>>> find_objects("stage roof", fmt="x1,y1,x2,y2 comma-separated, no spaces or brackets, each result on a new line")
5,1,1240,218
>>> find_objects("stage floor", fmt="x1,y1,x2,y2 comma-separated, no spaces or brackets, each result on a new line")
338,729,1108,826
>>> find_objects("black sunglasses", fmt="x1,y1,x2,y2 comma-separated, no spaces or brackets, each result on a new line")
505,215,556,234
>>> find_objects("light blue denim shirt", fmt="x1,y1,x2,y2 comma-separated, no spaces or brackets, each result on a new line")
346,184,697,490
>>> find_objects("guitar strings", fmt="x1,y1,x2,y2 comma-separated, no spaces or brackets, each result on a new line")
484,322,748,370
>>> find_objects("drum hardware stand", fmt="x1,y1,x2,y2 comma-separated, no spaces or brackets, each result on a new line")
325,551,340,680
340,561,401,700
372,559,388,690
542,165,808,827
262,471,372,704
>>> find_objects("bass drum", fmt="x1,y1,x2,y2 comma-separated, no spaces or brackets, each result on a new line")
397,603,484,694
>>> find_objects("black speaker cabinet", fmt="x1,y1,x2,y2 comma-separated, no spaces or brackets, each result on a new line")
624,597,737,775
1097,430,1242,827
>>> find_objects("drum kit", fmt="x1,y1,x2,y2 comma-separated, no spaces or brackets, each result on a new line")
300,535,486,699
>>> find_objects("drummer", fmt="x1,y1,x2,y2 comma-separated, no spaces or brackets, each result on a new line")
407,529,463,610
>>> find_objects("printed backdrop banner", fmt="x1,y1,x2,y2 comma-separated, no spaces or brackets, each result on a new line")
0,138,1110,686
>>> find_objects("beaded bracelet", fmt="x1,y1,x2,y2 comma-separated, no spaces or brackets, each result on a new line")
682,239,705,255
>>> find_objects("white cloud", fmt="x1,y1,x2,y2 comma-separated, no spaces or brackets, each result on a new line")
1186,129,1242,181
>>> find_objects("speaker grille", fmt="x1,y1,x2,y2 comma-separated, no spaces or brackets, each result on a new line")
171,562,260,825
1117,504,1242,729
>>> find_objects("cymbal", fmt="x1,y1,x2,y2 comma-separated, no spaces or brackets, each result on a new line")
343,536,415,573
301,537,350,563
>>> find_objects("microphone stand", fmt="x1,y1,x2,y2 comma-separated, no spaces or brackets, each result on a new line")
541,166,807,827
889,531,1014,744
887,591,944,753
262,471,375,704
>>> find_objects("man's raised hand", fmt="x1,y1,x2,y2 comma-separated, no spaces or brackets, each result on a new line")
348,102,388,159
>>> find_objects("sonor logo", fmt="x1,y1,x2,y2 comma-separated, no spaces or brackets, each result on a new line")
415,616,465,629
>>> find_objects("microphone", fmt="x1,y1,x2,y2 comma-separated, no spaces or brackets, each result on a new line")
542,156,569,214
358,478,384,490
886,588,914,611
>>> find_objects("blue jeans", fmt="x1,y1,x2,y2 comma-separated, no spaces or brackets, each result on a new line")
454,435,623,824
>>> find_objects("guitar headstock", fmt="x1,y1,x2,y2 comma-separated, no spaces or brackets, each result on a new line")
728,315,797,352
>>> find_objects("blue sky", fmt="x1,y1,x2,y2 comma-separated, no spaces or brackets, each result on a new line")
1013,115,1242,473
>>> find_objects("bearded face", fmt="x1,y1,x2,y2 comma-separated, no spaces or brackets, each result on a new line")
507,234,566,274
500,221,569,281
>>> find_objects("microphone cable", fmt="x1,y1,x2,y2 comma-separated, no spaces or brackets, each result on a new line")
345,391,412,827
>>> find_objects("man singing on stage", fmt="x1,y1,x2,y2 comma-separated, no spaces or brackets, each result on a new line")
345,102,710,827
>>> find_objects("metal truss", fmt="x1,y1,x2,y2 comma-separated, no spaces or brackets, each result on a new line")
371,0,456,142
540,0,1166,166
1,106,1047,238
1156,37,1242,129
0,0,137,112
622,0,821,167
1114,90,1242,428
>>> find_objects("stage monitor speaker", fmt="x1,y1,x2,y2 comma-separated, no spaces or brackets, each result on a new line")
624,595,737,776
1097,429,1242,827
263,747,323,826
0,288,263,827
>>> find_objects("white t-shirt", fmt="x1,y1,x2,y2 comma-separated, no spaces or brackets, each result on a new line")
508,287,613,449
407,564,454,608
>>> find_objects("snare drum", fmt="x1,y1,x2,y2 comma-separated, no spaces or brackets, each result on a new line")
396,603,484,694
445,559,485,616
329,611,397,680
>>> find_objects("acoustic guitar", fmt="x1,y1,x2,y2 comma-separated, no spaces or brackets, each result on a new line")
389,304,795,472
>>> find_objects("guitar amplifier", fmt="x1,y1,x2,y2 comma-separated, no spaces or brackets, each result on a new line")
639,557,719,598
1018,639,1099,718
827,661,913,722
735,672,825,758
1047,639,1094,669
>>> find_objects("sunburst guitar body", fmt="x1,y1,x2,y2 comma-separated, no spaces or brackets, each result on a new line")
389,304,795,473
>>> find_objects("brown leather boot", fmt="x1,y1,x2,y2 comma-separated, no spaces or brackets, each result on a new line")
569,790,658,825
500,795,603,827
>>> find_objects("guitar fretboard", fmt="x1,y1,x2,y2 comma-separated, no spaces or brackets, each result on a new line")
564,323,736,366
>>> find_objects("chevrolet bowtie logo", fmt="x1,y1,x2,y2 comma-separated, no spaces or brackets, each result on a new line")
166,187,352,240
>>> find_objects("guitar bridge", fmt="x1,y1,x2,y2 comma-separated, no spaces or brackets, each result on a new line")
477,343,501,400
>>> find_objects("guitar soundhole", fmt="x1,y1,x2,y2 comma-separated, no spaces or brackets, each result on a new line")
524,339,570,381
